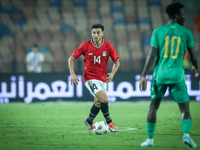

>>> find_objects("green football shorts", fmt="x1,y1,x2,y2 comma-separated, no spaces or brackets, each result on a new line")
151,79,190,103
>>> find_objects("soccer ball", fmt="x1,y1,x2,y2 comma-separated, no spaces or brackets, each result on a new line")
94,121,109,135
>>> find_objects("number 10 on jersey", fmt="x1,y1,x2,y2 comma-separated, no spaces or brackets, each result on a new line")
94,56,101,64
163,36,181,59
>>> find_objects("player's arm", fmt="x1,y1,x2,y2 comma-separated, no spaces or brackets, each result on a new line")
187,47,199,77
68,44,84,85
68,57,79,85
139,46,158,91
105,61,120,83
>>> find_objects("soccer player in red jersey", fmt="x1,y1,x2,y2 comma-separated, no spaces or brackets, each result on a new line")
68,24,120,133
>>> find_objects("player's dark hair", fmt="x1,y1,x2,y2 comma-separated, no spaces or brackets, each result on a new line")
33,43,39,48
166,2,184,18
91,24,104,31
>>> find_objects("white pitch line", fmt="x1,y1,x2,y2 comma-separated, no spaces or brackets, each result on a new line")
0,130,137,136
0,126,137,136
0,125,136,129
0,125,87,128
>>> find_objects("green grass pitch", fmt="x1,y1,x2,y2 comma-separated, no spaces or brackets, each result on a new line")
0,101,200,150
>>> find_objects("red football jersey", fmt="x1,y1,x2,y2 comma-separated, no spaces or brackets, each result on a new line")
71,39,120,83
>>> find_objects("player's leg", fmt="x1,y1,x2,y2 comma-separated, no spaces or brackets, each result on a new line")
170,80,197,147
85,97,101,125
84,80,117,132
178,102,196,147
95,90,111,123
147,97,162,134
84,80,101,133
95,90,117,132
141,98,162,147
141,80,167,147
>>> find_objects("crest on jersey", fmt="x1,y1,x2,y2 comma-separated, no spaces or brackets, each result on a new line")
102,51,107,56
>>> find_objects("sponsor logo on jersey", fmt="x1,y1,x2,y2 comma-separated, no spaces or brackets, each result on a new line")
88,53,93,55
102,51,107,56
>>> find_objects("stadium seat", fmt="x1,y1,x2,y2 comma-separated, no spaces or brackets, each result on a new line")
2,36,13,45
13,0,24,9
114,18,126,25
52,62,66,72
131,59,143,71
118,45,130,60
0,14,12,25
87,8,97,19
16,51,26,63
0,24,11,37
61,24,73,33
9,24,21,34
24,0,36,8
125,13,136,23
17,62,26,73
1,0,191,73
0,45,10,58
9,6,21,14
24,12,36,21
40,46,51,53
62,12,76,26
50,0,62,10
143,35,152,46
149,0,161,6
116,44,131,71
53,53,65,63
99,6,110,14
1,63,12,73
119,60,132,71
127,23,138,31
42,62,53,73
44,53,54,62
144,46,151,57
61,0,72,7
137,0,148,18
14,19,26,28
111,7,123,13
0,5,7,14
74,0,86,8
102,18,113,29
112,0,123,7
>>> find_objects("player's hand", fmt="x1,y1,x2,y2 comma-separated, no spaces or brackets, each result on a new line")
139,76,147,92
192,66,199,77
70,73,80,85
104,73,113,83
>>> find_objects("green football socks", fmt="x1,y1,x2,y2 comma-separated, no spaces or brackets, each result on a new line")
182,119,192,134
147,122,156,139
146,119,191,139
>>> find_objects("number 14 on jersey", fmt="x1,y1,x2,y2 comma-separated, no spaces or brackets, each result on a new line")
94,56,101,64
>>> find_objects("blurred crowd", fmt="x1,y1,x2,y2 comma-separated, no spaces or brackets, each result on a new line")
0,0,199,73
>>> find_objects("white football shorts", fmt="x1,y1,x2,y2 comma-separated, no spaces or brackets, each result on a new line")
84,79,107,97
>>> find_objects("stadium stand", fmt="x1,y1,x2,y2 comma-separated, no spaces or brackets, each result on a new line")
0,0,199,73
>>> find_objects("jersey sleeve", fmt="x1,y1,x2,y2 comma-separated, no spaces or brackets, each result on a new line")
187,30,194,48
71,43,85,60
109,44,120,62
150,29,158,48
